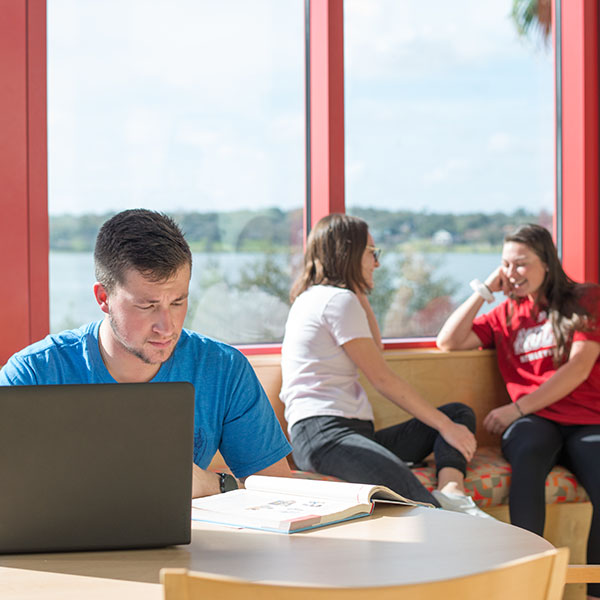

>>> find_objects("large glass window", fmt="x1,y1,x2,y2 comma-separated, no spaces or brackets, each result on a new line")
48,0,304,344
345,1,554,338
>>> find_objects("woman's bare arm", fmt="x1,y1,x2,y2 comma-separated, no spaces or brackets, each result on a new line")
483,339,600,434
343,337,476,461
436,267,507,351
355,291,383,350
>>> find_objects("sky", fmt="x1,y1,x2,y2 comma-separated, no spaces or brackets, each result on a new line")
47,0,553,216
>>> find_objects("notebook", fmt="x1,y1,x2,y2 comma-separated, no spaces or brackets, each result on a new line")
0,382,195,554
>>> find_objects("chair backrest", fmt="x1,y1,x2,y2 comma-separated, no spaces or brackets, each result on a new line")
160,547,569,600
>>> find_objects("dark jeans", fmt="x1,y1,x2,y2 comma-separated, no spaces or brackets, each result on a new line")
502,415,600,598
289,402,475,507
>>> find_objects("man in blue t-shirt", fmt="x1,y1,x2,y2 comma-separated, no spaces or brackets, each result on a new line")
0,209,292,497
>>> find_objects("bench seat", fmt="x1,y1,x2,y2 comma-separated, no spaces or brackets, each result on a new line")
289,445,589,509
412,446,590,508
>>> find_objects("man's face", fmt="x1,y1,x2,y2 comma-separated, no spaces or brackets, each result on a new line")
104,265,190,366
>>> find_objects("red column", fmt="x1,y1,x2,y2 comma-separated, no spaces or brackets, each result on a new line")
559,0,599,283
0,0,48,364
306,0,345,234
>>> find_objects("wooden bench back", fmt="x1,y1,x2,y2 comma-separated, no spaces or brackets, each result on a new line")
248,349,510,450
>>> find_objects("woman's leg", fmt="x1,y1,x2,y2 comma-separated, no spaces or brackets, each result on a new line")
374,402,476,492
563,425,600,599
372,403,492,518
290,415,439,506
501,415,562,535
434,403,477,491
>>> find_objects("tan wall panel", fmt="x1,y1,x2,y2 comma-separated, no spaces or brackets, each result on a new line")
248,349,511,449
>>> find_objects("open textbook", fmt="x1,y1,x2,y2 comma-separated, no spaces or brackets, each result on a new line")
191,475,432,534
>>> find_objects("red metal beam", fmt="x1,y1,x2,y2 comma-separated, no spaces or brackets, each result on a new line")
27,0,49,344
559,0,599,283
307,0,345,234
0,0,48,365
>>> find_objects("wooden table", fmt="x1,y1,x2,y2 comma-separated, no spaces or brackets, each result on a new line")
0,505,554,599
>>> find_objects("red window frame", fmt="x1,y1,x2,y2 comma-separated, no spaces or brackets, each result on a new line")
0,0,597,364
0,0,48,365
557,0,599,283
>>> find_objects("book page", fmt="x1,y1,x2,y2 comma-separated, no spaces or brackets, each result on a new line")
191,489,372,532
244,476,428,507
245,475,378,503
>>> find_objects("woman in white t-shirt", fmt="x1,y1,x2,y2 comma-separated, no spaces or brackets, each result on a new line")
280,213,489,516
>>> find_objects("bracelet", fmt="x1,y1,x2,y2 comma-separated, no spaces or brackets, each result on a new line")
469,278,494,303
514,401,524,417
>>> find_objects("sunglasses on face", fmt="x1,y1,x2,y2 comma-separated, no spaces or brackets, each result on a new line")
367,245,382,262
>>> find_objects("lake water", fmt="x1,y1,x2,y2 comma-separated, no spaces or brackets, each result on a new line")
49,250,503,342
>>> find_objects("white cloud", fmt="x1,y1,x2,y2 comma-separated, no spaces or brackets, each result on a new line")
47,0,304,215
346,159,366,185
487,132,513,152
47,0,553,216
267,113,304,143
423,158,471,185
345,0,534,80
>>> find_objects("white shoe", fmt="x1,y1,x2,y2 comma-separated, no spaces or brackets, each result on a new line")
431,490,495,520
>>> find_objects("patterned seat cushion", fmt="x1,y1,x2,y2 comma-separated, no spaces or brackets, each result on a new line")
410,446,590,508
292,446,590,509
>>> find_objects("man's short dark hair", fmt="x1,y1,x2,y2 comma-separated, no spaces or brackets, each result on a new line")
94,209,192,292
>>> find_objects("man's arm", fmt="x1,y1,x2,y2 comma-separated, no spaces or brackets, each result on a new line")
0,357,37,386
192,464,222,498
249,456,293,478
191,457,292,498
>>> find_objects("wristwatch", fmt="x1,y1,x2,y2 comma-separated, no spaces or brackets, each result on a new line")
217,472,239,493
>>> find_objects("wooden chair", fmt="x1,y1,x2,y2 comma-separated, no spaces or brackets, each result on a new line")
566,564,600,584
161,547,569,600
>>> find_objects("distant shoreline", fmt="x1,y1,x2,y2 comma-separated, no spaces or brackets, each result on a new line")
49,206,550,253
49,244,502,255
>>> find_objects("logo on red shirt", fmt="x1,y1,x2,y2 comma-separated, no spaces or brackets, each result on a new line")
514,319,555,364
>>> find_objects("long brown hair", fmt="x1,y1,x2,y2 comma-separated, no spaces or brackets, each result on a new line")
290,213,369,302
504,223,592,365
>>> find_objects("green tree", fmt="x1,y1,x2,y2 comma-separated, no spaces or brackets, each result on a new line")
370,262,397,327
511,0,551,47
235,252,293,306
379,252,459,338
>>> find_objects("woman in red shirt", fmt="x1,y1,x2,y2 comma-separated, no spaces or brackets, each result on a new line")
437,223,600,599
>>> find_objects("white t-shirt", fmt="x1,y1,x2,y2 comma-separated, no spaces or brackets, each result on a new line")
280,285,374,431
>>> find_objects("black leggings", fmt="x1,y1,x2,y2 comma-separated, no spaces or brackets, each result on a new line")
290,402,476,507
502,415,600,597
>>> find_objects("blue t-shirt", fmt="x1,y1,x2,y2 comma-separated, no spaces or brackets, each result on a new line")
0,321,291,478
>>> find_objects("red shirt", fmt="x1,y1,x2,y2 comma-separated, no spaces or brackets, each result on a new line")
472,287,600,425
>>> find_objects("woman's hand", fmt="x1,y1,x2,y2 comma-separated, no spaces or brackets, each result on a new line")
483,403,522,436
438,421,477,462
484,266,512,297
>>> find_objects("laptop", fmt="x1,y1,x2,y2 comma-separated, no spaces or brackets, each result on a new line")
0,382,195,554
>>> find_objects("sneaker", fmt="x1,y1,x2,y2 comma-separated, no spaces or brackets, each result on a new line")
431,490,495,520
